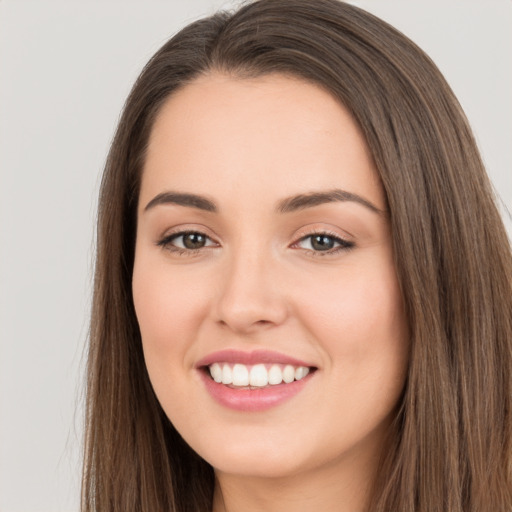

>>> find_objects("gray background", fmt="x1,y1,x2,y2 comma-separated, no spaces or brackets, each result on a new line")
0,1,510,511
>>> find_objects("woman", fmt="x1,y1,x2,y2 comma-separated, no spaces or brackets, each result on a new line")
82,1,512,510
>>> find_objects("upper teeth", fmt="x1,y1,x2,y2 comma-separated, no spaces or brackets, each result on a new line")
208,363,310,388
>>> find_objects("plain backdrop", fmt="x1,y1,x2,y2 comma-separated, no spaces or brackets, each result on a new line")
0,1,510,511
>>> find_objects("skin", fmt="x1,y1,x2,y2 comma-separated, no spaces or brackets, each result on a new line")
132,73,409,512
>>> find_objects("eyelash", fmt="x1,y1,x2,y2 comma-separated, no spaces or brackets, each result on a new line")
293,230,355,256
156,230,354,256
156,231,218,256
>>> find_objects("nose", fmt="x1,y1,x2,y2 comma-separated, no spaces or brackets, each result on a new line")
213,249,289,334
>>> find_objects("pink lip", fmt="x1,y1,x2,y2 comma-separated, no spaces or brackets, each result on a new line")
195,349,313,368
199,371,313,412
196,349,316,412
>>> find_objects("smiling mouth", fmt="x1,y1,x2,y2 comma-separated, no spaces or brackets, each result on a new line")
205,362,315,389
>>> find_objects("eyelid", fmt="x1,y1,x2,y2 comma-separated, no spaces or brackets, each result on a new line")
291,224,354,244
156,223,218,241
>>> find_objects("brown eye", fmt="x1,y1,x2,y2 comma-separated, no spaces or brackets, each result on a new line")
181,232,207,249
311,234,336,251
296,233,354,253
157,231,216,252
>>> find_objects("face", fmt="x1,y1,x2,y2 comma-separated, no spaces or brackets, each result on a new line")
132,73,409,482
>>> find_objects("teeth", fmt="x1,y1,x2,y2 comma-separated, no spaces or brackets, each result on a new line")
222,364,233,385
232,364,249,386
282,365,295,383
249,364,268,387
268,364,283,385
295,366,309,380
210,363,222,383
208,363,311,388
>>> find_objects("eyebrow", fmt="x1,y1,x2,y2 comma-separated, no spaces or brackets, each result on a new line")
143,188,383,215
144,192,217,212
277,189,383,214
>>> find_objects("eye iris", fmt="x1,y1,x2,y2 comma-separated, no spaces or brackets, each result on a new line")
311,235,335,251
183,233,206,249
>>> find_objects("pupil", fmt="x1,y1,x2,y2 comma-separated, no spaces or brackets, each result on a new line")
184,233,205,249
311,235,334,251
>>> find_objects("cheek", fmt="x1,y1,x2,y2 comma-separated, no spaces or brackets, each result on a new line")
132,259,214,430
132,255,211,380
295,261,408,379
297,269,409,452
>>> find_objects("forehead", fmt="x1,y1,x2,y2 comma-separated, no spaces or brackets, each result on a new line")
141,72,384,211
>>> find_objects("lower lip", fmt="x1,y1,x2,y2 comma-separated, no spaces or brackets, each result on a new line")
199,370,313,412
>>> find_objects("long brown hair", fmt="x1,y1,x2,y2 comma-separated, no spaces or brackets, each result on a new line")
82,1,512,510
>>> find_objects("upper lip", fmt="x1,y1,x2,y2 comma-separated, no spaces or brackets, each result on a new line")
195,349,315,368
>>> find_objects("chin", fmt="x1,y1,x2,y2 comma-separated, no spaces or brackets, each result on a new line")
209,451,307,479
186,427,313,479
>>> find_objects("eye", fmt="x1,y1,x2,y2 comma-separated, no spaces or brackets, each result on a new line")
295,233,354,253
157,231,217,252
